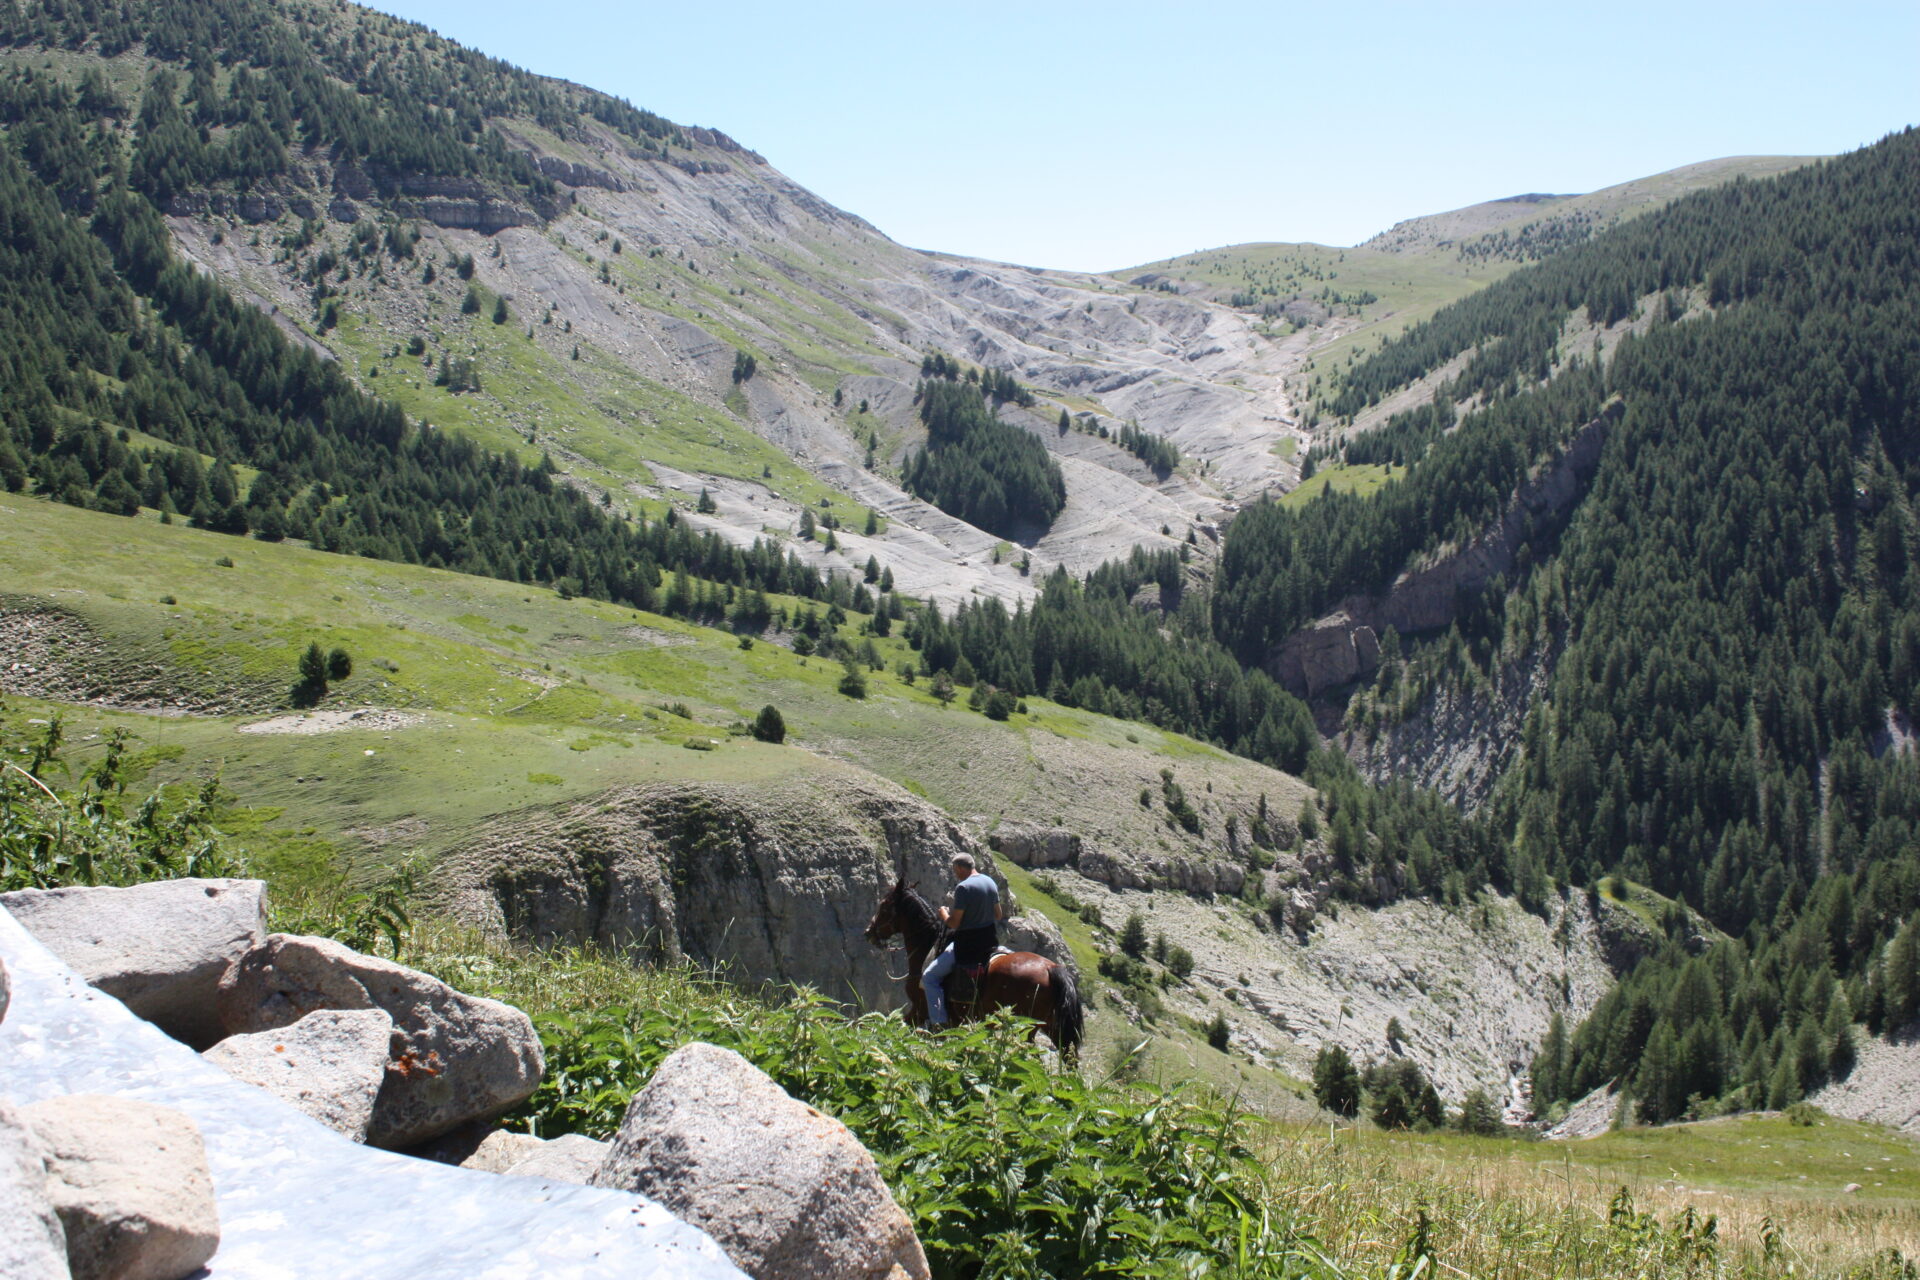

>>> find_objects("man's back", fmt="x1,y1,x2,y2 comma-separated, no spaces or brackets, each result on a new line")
949,872,999,933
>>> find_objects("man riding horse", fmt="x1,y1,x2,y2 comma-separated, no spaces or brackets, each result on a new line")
864,855,1084,1054
924,851,1001,1029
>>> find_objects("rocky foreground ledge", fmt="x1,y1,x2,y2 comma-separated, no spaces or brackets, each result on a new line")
0,881,930,1280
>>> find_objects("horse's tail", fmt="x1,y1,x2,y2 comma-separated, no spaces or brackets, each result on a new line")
1050,961,1085,1056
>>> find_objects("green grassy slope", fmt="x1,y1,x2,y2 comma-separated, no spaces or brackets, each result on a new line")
0,493,1308,876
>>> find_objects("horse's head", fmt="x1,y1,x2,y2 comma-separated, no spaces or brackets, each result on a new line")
865,877,907,947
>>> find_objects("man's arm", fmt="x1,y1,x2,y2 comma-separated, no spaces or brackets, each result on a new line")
994,899,1004,922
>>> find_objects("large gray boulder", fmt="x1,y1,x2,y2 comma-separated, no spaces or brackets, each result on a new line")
216,933,543,1148
0,1098,69,1280
0,879,266,1048
504,1133,610,1185
202,1008,394,1142
593,1043,929,1280
23,1094,219,1280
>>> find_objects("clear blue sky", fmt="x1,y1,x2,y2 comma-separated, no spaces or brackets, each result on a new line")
369,0,1919,272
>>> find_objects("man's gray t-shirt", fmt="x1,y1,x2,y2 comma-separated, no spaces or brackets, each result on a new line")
950,872,1000,931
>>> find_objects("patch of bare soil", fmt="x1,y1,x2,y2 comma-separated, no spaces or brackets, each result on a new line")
616,625,695,648
237,707,427,735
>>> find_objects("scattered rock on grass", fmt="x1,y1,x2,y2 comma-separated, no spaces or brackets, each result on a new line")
593,1042,929,1280
24,1094,219,1280
202,1008,394,1142
0,879,267,1049
217,933,543,1148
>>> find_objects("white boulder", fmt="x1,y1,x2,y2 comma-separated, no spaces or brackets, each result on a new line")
23,1094,219,1280
592,1043,928,1280
0,879,266,1048
202,1008,394,1142
0,1097,69,1280
216,933,543,1148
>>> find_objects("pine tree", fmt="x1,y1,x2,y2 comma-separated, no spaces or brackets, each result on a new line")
751,705,786,744
1312,1044,1361,1117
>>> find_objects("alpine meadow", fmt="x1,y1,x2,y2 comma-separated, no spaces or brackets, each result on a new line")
0,1,1917,1277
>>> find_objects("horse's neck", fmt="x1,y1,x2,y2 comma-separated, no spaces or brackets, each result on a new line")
902,896,946,955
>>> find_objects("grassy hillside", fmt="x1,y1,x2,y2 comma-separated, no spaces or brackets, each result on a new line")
0,492,1309,886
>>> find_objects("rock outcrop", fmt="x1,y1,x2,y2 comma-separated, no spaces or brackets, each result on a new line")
991,821,1247,899
1269,404,1618,697
0,879,267,1048
593,1043,929,1280
217,933,544,1148
1544,1083,1621,1139
436,774,1068,1010
990,824,1080,868
504,1134,610,1185
0,1098,69,1280
24,1094,220,1280
202,1008,394,1142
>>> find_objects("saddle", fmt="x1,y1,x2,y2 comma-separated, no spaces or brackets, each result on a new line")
944,947,1013,1007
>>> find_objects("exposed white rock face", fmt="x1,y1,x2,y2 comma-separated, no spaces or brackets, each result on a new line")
0,1097,69,1280
1810,1025,1920,1134
202,1008,394,1142
0,903,744,1279
2,953,11,1025
0,879,267,1048
504,1133,610,1185
1544,1083,1621,1140
434,773,1071,1012
216,933,544,1149
593,1043,929,1280
23,1093,220,1280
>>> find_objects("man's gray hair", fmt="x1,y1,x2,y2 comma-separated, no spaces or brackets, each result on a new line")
951,852,976,869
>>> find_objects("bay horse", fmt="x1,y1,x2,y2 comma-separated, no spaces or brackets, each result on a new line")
864,877,1084,1055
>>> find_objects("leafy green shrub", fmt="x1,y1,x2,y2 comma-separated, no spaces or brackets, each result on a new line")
1,715,239,891
443,955,1310,1280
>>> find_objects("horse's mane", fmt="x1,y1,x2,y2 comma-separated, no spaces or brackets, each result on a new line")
896,884,947,952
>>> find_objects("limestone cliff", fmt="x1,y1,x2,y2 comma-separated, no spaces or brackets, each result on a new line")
433,772,1066,1011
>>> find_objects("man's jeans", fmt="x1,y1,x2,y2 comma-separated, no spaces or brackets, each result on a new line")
922,943,957,1026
